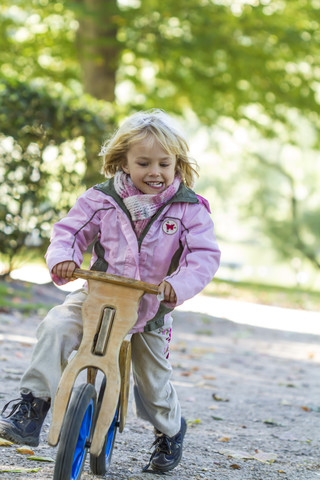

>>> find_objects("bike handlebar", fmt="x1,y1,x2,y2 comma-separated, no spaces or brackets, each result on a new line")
72,268,159,295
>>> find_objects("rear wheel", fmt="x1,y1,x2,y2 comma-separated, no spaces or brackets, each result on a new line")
53,383,96,480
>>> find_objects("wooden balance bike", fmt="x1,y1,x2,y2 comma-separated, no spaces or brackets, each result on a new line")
48,268,159,480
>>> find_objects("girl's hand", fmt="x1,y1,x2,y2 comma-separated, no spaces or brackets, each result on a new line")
52,261,77,280
158,281,177,304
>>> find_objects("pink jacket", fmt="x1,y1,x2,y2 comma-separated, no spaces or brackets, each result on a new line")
45,178,221,333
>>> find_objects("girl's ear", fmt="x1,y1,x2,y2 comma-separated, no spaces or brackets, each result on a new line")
120,157,129,173
175,158,181,177
122,163,129,174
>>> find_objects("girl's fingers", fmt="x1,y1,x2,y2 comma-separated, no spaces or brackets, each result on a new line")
52,261,76,279
166,283,177,303
164,283,171,302
158,281,177,303
66,262,76,278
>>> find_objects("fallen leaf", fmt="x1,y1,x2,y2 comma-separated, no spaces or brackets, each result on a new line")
203,375,216,380
0,438,13,446
218,437,230,442
219,448,277,464
254,451,277,464
263,419,282,426
0,465,41,473
220,449,251,460
212,393,229,402
3,368,23,375
230,464,241,469
181,371,192,377
27,456,54,462
211,416,224,421
17,446,35,455
209,405,218,410
301,406,311,412
186,418,202,426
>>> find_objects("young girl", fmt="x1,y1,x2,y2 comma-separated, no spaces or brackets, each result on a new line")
0,110,220,472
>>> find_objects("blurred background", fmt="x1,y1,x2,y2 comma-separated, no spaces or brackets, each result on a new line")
0,0,319,310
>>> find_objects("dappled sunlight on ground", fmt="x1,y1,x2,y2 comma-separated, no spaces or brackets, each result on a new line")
0,333,36,345
174,329,320,364
177,295,320,335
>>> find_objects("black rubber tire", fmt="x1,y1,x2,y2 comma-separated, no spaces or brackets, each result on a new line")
90,377,119,475
53,383,96,480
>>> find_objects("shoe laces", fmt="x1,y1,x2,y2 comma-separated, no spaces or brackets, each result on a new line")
152,432,173,455
1,396,39,421
142,432,179,472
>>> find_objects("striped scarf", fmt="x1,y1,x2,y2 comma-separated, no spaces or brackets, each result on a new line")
114,170,181,236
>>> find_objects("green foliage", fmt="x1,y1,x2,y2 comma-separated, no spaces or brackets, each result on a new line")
0,78,115,273
1,0,320,276
246,150,320,269
205,277,320,311
116,0,320,133
0,280,54,313
4,0,316,134
0,0,79,86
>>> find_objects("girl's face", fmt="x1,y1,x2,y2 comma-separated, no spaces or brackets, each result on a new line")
123,137,176,194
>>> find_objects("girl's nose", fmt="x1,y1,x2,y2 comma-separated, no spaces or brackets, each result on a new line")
149,165,160,176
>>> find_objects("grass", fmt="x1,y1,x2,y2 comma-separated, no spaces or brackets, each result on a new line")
204,278,320,311
0,281,52,313
0,283,31,299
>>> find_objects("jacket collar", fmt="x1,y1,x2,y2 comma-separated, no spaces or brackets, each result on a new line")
94,177,130,218
94,177,199,207
94,178,199,247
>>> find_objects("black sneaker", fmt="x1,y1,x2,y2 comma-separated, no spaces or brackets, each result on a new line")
143,417,187,473
0,393,50,447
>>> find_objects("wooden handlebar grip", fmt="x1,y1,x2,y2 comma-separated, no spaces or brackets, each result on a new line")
72,268,159,295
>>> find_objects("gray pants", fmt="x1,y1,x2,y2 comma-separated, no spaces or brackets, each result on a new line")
20,289,181,437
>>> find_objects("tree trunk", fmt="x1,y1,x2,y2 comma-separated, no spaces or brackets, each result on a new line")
75,0,120,101
72,0,120,186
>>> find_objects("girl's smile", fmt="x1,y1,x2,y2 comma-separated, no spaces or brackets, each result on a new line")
123,137,176,194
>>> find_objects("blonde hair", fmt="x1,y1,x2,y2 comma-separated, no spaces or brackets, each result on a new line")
100,109,198,188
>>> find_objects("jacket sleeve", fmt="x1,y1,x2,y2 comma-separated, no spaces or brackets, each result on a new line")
45,189,102,285
164,202,221,307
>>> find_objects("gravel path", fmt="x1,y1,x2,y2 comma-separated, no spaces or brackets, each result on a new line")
1,281,320,480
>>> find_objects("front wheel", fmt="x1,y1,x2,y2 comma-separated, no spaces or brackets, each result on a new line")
90,377,119,475
53,383,96,480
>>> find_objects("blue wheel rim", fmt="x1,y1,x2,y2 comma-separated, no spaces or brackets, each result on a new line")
105,408,118,463
71,398,94,480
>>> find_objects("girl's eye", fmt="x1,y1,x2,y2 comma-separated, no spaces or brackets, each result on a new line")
160,163,169,168
138,163,148,167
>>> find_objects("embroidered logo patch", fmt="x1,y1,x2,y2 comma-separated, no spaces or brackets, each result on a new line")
162,219,178,235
